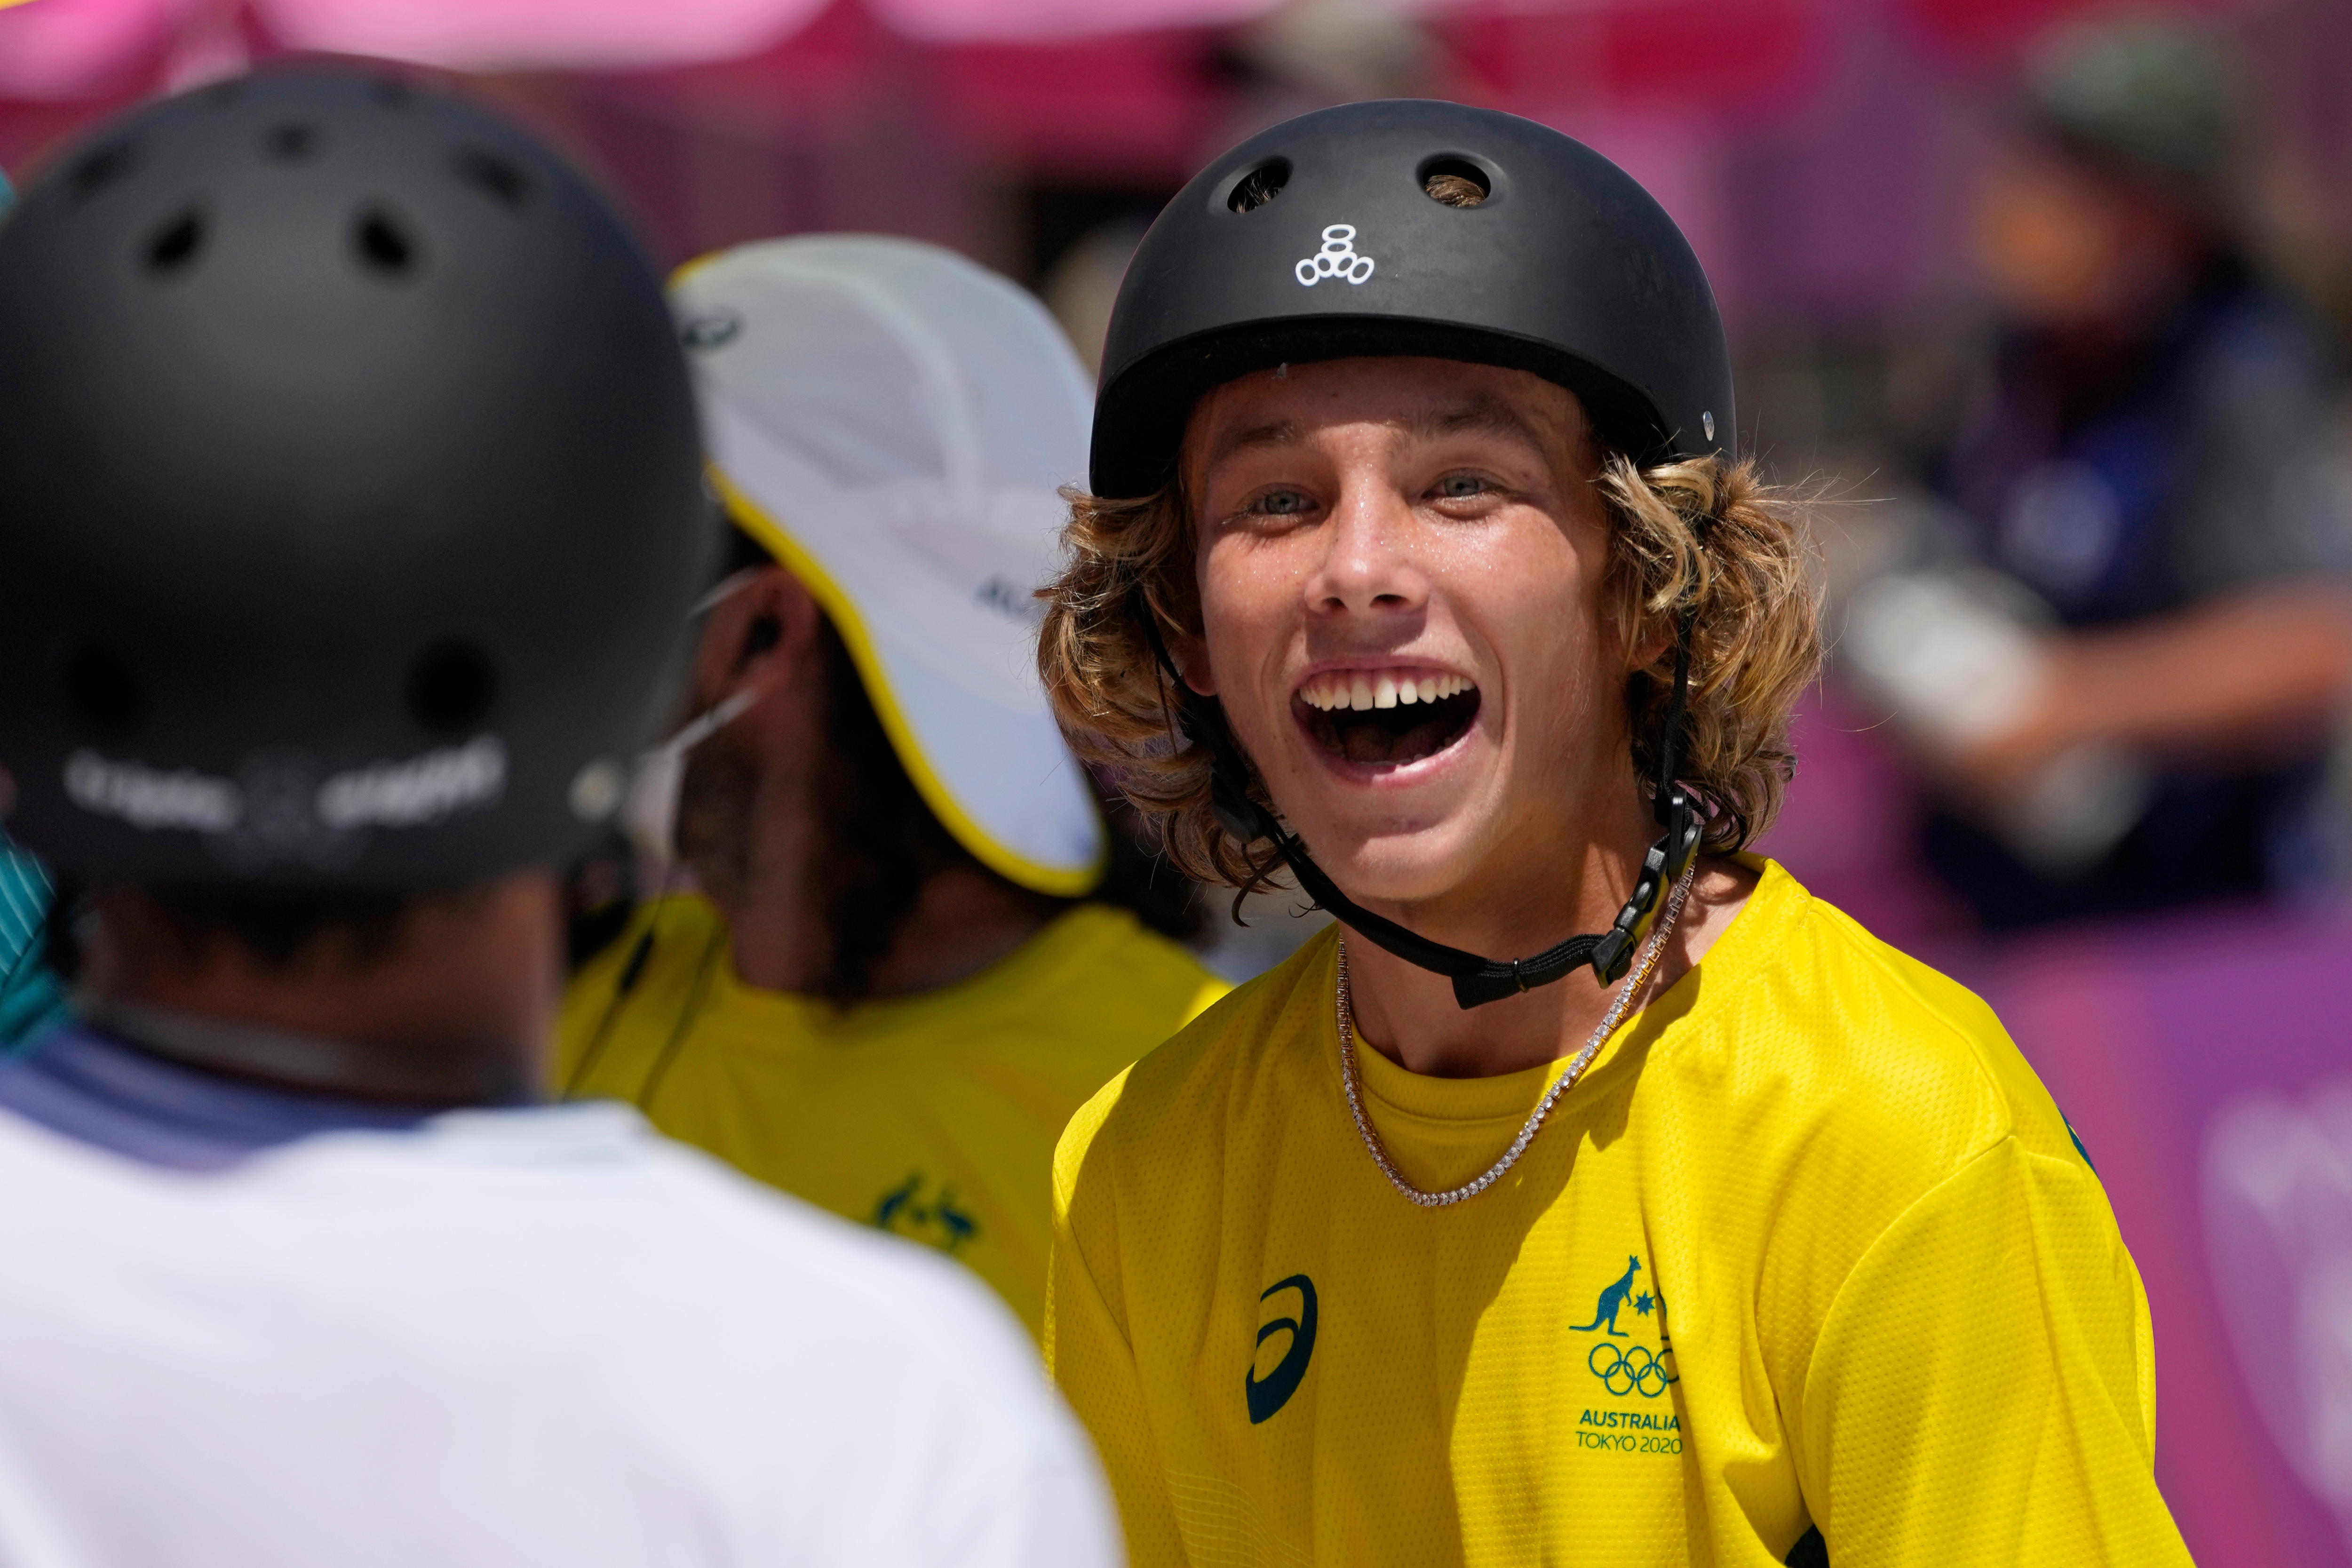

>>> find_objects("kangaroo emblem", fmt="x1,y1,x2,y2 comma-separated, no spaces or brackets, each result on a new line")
1571,1255,1643,1337
871,1172,981,1255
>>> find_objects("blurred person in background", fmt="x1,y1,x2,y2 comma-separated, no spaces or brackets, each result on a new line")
1840,19,2352,929
0,75,1117,1566
560,235,1227,1339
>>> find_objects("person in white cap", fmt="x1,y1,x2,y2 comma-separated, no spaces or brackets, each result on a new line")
560,235,1228,1338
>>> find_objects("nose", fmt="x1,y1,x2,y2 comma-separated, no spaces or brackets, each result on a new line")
1305,476,1427,622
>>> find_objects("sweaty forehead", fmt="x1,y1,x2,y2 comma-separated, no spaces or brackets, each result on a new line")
1181,357,1588,480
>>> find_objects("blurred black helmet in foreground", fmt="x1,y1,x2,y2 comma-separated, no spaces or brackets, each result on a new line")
0,70,715,892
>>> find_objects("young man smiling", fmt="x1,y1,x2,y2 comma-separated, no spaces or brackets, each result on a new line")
1038,101,2191,1567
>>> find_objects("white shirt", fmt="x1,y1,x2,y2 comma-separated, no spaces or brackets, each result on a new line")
0,1029,1122,1568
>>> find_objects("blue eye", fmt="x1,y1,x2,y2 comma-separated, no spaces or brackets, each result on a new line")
1256,490,1312,517
1435,474,1486,499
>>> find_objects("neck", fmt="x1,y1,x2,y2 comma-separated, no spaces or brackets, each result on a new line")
714,857,1059,1000
691,772,1058,1001
1339,802,1756,1079
80,874,559,1106
864,868,1062,997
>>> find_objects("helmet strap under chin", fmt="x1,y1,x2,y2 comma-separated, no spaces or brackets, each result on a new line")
1132,597,1702,1011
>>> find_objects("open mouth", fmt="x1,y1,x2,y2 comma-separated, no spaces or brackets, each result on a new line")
1294,669,1481,768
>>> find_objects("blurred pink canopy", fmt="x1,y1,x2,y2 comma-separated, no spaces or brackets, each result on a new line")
0,0,1302,99
877,0,1281,39
0,0,2199,103
0,0,822,99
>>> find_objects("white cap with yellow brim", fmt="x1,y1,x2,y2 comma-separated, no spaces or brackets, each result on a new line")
673,236,1106,897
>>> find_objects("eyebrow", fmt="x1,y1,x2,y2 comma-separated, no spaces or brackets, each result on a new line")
1194,390,1570,479
1406,396,1552,451
1202,418,1305,470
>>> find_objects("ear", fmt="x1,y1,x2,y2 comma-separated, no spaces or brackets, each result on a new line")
693,565,822,703
1171,628,1218,698
1627,612,1674,677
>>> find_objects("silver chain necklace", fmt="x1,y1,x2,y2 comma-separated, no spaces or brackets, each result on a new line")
1335,861,1698,1208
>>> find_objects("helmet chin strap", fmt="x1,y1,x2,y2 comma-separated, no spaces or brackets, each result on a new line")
1138,605,1702,1011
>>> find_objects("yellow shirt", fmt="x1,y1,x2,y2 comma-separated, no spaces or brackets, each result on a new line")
1047,860,2190,1567
561,895,1227,1337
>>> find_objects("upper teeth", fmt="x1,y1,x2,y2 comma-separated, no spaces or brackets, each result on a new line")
1297,671,1474,712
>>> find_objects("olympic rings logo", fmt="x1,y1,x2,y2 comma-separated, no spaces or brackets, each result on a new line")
1295,224,1375,287
1588,1341,1678,1398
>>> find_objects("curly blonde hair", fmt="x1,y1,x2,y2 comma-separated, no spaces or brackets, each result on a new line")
1037,451,1822,890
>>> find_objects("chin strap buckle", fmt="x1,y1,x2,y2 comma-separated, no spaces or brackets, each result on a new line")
1588,786,1702,983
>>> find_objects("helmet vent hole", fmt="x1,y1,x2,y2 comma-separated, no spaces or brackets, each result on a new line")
354,209,416,276
1227,159,1290,214
451,146,531,209
264,122,319,161
69,143,138,205
55,640,145,733
144,209,206,276
407,642,498,734
1421,159,1490,207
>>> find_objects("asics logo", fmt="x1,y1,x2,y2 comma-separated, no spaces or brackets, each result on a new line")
1295,224,1374,287
1244,1274,1317,1424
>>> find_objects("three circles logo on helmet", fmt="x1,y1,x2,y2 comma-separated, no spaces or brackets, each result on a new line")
1295,224,1375,287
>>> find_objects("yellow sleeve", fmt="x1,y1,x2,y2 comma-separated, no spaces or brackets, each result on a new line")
1180,974,1233,1029
1794,1135,2191,1566
1046,1075,1187,1568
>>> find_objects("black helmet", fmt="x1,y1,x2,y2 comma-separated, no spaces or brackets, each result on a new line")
0,71,715,891
1091,97,1732,499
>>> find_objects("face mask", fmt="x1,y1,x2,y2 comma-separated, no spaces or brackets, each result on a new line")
622,570,766,866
